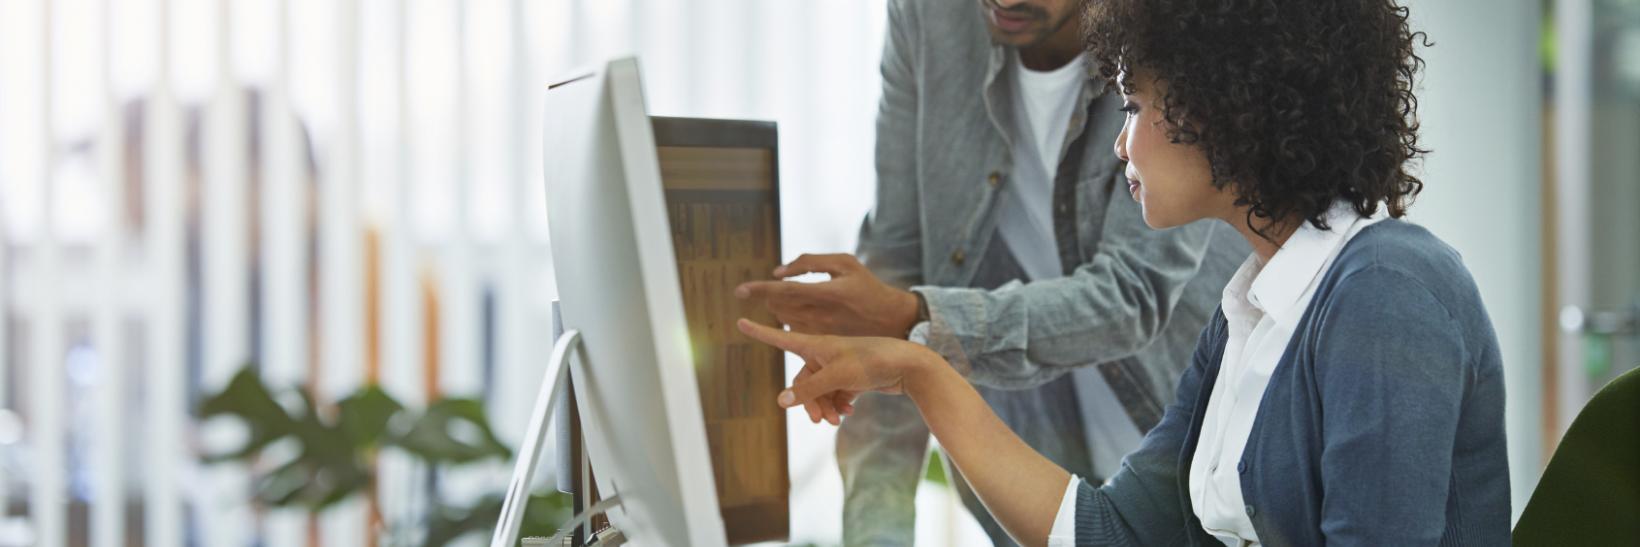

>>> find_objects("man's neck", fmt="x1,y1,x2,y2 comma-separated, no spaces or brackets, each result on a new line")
1017,20,1084,71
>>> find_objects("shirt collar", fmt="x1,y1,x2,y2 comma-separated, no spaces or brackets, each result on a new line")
1246,202,1372,325
984,42,1105,164
986,41,1100,86
1220,253,1266,334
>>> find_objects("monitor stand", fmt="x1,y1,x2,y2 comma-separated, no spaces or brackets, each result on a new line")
491,330,629,547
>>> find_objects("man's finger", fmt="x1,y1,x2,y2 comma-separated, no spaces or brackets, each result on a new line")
766,297,814,319
774,253,858,278
737,319,817,356
735,280,822,303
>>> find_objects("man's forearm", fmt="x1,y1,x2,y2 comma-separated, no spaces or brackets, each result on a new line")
912,217,1226,388
904,361,1070,547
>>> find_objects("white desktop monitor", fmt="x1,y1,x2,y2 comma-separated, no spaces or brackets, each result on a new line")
538,56,728,546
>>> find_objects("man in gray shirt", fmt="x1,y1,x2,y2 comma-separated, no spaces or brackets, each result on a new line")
737,0,1242,544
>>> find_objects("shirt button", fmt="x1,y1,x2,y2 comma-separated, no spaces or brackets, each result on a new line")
951,249,966,266
987,171,1002,188
1237,461,1248,474
1245,505,1256,517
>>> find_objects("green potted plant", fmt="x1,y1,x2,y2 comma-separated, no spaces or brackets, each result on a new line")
198,366,571,545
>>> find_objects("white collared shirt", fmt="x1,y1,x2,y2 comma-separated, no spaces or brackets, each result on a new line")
1188,203,1386,546
1046,472,1082,546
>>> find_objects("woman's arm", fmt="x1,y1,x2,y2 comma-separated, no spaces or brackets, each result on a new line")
736,317,1217,546
735,319,1071,546
902,358,1071,546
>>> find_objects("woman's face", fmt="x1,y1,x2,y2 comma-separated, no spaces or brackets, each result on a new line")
1112,72,1235,229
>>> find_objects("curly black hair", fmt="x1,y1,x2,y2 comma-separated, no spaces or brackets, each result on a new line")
1085,0,1432,237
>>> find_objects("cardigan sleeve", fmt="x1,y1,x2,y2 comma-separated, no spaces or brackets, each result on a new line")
1311,266,1469,545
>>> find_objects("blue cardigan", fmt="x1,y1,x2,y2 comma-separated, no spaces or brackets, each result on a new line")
1073,220,1511,546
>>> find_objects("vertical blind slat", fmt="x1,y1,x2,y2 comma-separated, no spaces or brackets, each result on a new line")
143,0,187,543
319,0,368,543
199,0,253,543
90,0,127,543
31,0,66,544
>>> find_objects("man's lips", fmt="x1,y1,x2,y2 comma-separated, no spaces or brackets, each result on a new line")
991,8,1035,32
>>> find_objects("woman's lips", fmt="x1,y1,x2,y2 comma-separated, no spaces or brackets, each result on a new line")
991,8,1033,32
1127,178,1141,201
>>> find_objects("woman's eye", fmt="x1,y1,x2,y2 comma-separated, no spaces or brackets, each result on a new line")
1119,103,1139,115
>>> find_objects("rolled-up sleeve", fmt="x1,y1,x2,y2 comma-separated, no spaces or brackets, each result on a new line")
916,193,1223,389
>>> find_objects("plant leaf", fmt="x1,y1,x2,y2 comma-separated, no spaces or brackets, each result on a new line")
198,366,298,461
390,398,511,464
336,386,404,448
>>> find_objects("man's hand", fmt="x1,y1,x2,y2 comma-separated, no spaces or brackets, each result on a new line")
734,253,921,338
736,319,940,426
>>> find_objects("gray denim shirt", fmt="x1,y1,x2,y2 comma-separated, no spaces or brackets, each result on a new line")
836,0,1246,544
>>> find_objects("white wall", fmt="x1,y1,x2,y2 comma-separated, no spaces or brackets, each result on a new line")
1406,0,1543,520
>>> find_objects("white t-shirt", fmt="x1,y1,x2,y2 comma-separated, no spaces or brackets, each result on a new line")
997,51,1087,283
1015,52,1087,177
1009,52,1095,547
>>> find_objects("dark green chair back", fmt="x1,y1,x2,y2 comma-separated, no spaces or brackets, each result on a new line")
1514,365,1640,546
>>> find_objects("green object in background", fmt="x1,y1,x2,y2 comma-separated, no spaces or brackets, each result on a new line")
923,448,948,486
1514,366,1640,545
198,364,571,546
1584,333,1614,379
1541,3,1556,73
395,397,512,464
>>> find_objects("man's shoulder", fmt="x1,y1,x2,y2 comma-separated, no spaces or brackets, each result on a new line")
889,0,993,59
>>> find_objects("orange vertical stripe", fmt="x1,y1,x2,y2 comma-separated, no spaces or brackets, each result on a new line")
422,266,441,401
365,228,381,383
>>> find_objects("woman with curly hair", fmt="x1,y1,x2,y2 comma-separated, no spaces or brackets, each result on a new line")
739,0,1511,544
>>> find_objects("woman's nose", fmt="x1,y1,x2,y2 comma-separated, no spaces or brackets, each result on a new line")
1113,126,1130,163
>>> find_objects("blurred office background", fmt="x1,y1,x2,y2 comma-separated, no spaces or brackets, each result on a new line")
0,0,1635,545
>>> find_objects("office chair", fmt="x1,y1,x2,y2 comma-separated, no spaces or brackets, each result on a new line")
1513,365,1640,545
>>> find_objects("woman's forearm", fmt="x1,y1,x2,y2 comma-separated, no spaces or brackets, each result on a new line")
903,358,1073,547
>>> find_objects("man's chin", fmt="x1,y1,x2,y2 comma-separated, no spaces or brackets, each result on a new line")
986,28,1045,48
